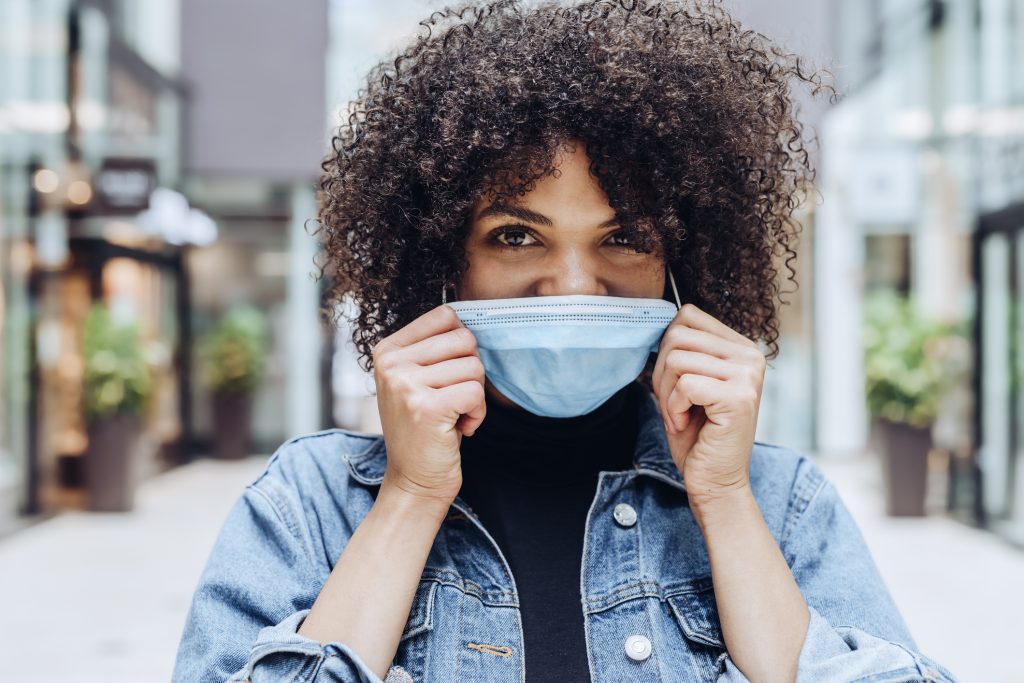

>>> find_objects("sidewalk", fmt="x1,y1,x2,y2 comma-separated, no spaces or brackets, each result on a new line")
816,453,1024,683
1,450,1021,682
0,455,269,683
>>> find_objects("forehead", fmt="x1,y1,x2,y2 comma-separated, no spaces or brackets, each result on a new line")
471,143,614,221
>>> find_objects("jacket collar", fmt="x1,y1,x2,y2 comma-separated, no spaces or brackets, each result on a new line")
344,382,685,491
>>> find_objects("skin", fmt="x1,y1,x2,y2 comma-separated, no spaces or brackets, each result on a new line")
457,138,665,413
298,140,810,683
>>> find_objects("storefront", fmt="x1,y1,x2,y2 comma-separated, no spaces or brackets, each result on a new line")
0,0,74,531
1,0,192,525
975,202,1024,545
819,0,1024,537
29,232,190,510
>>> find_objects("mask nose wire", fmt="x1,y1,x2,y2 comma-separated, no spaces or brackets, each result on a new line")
444,274,678,307
667,266,681,310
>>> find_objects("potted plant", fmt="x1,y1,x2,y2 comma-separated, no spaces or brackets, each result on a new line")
863,289,967,516
201,306,268,459
82,304,153,512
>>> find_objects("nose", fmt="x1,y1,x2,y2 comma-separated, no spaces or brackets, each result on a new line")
534,249,608,297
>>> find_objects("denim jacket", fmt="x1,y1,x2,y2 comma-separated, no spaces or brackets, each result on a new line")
172,387,959,683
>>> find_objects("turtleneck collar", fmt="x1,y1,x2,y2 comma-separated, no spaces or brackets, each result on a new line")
459,381,641,487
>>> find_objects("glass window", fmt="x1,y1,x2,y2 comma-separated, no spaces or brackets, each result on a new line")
980,231,1013,517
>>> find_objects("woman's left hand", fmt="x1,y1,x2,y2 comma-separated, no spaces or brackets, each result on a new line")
652,303,767,512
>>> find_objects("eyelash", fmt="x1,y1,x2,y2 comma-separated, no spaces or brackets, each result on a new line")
487,225,649,253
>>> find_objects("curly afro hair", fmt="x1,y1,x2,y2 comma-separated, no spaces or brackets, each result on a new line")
314,0,835,377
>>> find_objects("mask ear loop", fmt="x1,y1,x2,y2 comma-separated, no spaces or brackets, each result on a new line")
667,266,681,310
442,282,457,304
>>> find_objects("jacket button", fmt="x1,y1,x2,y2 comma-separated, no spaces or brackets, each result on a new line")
624,634,652,661
613,503,637,527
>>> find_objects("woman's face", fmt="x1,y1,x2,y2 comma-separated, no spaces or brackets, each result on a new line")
458,139,667,410
459,140,665,301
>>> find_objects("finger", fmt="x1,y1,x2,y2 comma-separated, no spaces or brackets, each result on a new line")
676,303,758,348
659,350,733,430
416,355,485,389
656,348,729,429
384,304,463,350
657,323,752,362
667,374,726,431
398,326,479,366
663,373,694,433
437,379,487,435
663,348,736,382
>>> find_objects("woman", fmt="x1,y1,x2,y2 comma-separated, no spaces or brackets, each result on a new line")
173,1,959,681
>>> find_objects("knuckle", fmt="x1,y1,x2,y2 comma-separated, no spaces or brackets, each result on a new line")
371,339,390,362
383,370,413,396
374,353,396,374
441,303,460,322
469,380,485,401
664,325,686,346
665,348,684,371
404,391,429,421
455,327,477,348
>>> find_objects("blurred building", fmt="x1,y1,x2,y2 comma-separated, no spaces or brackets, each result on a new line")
179,0,331,454
821,0,1024,543
1,0,192,530
0,0,334,533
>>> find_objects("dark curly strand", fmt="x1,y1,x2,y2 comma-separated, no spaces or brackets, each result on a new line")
312,0,835,376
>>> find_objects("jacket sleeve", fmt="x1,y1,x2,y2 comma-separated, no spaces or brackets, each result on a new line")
171,472,401,683
715,455,960,683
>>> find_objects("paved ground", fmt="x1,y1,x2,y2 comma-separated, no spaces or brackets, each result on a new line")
815,453,1024,683
1,449,1020,682
0,456,270,683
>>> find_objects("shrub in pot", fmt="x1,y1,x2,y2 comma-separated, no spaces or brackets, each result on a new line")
82,304,153,512
202,306,268,459
863,290,967,516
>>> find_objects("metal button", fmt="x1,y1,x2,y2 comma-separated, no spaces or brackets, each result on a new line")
624,634,652,661
613,503,637,527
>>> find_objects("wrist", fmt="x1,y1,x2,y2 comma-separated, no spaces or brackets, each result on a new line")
689,483,758,533
379,472,457,520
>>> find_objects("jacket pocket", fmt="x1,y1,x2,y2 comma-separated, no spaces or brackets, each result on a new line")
666,578,725,650
401,579,437,641
391,579,438,683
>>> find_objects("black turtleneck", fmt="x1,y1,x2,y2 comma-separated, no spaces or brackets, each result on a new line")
457,380,641,682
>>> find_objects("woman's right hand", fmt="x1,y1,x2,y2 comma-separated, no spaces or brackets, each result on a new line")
372,303,487,507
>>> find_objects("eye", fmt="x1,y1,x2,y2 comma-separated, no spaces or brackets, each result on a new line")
488,226,540,249
607,229,653,253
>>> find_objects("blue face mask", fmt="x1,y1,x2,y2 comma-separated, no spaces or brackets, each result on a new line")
445,267,682,417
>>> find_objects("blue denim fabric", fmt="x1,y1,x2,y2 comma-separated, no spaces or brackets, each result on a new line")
172,387,960,683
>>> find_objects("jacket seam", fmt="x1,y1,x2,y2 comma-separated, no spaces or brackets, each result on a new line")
245,479,322,593
248,480,304,542
779,456,828,555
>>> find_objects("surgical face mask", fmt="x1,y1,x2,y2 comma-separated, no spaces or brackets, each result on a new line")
444,267,682,418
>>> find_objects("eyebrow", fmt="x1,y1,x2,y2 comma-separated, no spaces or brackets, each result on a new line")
476,203,620,229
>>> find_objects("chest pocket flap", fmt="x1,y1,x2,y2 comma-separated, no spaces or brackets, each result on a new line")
666,579,725,649
400,579,437,641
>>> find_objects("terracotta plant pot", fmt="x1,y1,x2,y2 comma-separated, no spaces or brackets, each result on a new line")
872,417,931,517
84,412,143,512
211,390,254,459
